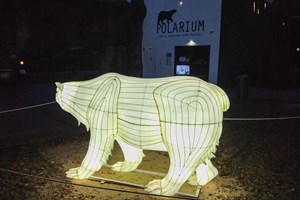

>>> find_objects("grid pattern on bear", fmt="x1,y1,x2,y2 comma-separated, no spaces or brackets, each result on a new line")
55,73,230,196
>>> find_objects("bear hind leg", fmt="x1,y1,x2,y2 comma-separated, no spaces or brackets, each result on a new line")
145,150,200,196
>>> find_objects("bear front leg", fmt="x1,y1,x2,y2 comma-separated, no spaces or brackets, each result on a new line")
111,138,145,172
66,129,115,179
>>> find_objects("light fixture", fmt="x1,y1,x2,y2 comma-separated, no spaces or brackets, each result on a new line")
187,40,197,46
55,73,230,196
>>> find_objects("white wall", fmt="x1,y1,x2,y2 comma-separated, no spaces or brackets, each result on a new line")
142,0,222,83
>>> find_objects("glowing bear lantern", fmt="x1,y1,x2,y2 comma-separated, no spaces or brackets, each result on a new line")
55,73,229,196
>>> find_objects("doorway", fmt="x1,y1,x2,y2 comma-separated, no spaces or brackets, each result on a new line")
174,46,210,80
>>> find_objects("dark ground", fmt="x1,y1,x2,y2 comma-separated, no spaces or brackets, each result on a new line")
0,81,299,199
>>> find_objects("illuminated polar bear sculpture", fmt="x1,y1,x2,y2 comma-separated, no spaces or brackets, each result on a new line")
55,73,230,196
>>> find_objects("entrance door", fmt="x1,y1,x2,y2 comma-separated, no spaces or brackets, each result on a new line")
174,46,210,80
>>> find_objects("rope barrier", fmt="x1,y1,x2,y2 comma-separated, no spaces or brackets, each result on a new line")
0,101,299,198
0,101,56,114
0,101,299,120
224,116,300,121
0,167,195,200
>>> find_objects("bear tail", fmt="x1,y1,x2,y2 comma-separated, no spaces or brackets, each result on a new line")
209,83,230,112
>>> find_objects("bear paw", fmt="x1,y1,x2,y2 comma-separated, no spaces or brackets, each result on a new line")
187,174,198,186
196,160,218,186
111,161,140,172
66,167,95,179
145,179,178,196
145,179,163,195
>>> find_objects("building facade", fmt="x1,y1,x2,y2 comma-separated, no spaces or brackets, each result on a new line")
141,0,222,83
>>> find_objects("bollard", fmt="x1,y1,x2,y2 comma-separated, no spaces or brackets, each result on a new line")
236,75,249,99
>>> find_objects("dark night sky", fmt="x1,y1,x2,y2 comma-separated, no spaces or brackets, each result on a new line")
0,0,299,86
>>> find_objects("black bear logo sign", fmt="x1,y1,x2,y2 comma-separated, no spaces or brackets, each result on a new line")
157,9,177,25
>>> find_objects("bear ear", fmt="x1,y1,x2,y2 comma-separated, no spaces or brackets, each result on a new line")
55,82,64,91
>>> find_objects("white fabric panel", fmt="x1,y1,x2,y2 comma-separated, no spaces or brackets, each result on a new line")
56,73,229,196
